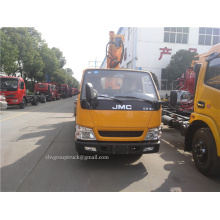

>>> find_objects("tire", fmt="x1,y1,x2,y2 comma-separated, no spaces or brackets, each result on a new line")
47,94,52,102
19,98,26,109
31,96,38,105
170,91,177,106
40,95,46,103
192,128,220,176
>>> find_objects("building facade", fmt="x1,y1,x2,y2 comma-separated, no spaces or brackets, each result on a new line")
101,27,220,97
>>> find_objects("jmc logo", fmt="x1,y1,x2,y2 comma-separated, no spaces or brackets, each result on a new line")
112,105,132,110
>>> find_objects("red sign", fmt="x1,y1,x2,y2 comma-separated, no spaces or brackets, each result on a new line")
189,48,197,53
159,47,172,60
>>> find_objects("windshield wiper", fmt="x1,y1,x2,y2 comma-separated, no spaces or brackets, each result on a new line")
98,95,123,103
114,96,155,104
114,96,164,110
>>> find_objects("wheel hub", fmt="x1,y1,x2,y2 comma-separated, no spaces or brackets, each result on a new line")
194,141,207,164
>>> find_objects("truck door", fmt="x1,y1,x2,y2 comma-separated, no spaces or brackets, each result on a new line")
48,85,51,94
195,55,220,129
19,80,25,100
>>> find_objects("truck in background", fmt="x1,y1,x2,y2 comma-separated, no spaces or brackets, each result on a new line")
43,82,61,100
162,43,220,176
61,84,69,99
34,83,56,102
0,76,38,108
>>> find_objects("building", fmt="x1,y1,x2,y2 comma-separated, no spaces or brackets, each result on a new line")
101,27,220,97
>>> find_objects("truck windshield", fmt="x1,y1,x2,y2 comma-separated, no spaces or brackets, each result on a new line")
38,84,46,88
81,69,159,101
0,78,18,91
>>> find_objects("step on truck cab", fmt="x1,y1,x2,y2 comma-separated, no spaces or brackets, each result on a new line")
185,43,220,176
75,68,162,155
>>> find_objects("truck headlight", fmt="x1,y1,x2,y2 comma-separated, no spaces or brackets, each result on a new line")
145,126,162,140
75,125,96,140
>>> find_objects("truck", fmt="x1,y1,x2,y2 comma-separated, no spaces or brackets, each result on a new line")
73,88,79,96
68,87,73,97
0,76,38,108
61,84,69,99
162,43,220,176
74,31,162,156
43,82,61,100
34,83,56,102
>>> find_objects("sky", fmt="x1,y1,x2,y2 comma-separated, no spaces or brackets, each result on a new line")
1,0,218,83
36,25,119,82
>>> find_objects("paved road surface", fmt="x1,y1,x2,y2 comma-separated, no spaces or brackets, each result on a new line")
1,97,220,192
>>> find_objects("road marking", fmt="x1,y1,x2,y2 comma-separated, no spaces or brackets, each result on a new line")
161,139,176,148
0,100,65,122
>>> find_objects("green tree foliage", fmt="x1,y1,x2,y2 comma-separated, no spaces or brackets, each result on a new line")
65,68,74,75
0,27,79,90
1,27,37,79
52,47,66,68
39,43,60,81
165,50,198,83
0,30,19,74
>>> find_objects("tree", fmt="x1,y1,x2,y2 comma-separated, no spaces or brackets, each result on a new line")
1,27,37,79
0,30,19,75
39,43,60,82
52,47,66,68
65,68,74,75
165,50,198,83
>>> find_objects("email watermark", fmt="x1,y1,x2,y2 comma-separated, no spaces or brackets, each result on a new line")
45,155,109,161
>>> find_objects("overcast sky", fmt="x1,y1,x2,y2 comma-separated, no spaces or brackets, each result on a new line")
1,0,218,84
36,25,119,82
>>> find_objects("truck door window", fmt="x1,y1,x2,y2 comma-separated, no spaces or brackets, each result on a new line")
19,81,24,89
205,57,220,90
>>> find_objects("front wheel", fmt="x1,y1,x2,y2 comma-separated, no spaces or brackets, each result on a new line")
192,128,220,176
19,98,26,109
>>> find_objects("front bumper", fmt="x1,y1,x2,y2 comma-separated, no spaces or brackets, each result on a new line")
75,140,160,155
0,101,8,110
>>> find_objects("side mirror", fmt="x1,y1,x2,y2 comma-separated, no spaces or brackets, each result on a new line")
193,63,201,75
20,82,24,90
86,83,98,102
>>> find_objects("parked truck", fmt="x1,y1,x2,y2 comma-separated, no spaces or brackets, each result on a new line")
74,31,162,156
43,82,61,100
34,83,56,102
68,87,73,97
162,43,220,176
0,76,38,108
61,84,69,99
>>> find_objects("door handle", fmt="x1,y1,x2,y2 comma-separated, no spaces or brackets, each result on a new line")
197,101,205,108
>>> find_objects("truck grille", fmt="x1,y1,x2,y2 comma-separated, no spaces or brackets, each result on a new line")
5,95,15,98
98,131,143,137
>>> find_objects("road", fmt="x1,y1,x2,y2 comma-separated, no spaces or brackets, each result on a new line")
1,97,220,192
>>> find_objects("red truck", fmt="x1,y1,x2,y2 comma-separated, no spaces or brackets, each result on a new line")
61,84,69,98
73,88,79,96
35,83,56,101
168,68,195,114
68,87,73,97
0,76,38,108
43,82,61,100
